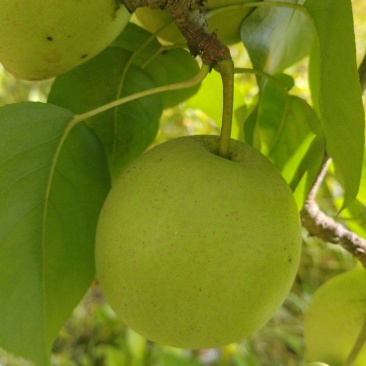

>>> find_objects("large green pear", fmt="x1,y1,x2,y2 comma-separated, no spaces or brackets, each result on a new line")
96,135,301,348
304,268,366,366
0,0,131,80
133,0,260,45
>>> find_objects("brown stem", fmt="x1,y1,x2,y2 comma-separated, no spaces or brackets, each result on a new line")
121,0,231,66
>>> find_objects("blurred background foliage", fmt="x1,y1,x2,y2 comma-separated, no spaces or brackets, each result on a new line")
0,0,365,365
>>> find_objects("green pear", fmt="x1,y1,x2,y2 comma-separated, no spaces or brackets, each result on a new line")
96,135,301,348
304,268,366,366
133,0,260,45
0,0,131,80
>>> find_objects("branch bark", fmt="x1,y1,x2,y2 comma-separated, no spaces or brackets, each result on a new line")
120,0,231,66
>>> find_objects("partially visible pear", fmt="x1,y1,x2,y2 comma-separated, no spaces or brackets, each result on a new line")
0,0,131,80
304,269,366,366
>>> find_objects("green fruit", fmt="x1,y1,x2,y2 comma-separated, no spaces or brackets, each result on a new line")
0,0,131,80
304,269,366,366
96,135,301,348
133,0,259,45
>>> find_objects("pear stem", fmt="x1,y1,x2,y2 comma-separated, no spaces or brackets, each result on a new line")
217,59,235,158
345,313,366,366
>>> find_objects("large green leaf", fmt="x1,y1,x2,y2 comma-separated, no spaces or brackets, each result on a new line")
48,47,162,182
240,0,314,74
305,0,365,208
0,103,110,365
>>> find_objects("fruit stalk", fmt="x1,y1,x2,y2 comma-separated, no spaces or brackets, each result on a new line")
216,59,235,158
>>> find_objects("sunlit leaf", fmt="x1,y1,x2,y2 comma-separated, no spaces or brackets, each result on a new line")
305,0,365,208
0,102,110,364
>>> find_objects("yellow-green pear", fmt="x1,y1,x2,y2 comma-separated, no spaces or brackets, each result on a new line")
0,0,131,80
133,0,260,45
96,135,301,348
304,268,366,366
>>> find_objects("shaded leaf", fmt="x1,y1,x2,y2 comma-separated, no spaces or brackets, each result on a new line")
0,103,110,364
289,133,325,207
251,76,324,207
143,48,200,109
241,0,314,74
112,23,201,109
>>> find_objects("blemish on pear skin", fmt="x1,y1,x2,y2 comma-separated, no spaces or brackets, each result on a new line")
46,36,53,41
80,54,89,59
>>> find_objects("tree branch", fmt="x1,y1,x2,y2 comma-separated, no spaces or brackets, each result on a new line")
300,155,366,266
120,0,231,66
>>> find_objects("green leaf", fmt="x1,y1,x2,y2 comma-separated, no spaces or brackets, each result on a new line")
289,133,325,208
240,0,314,74
0,102,110,365
48,47,162,182
143,48,200,109
305,0,365,208
112,23,201,109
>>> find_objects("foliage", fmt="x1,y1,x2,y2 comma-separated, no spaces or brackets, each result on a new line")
0,0,365,365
